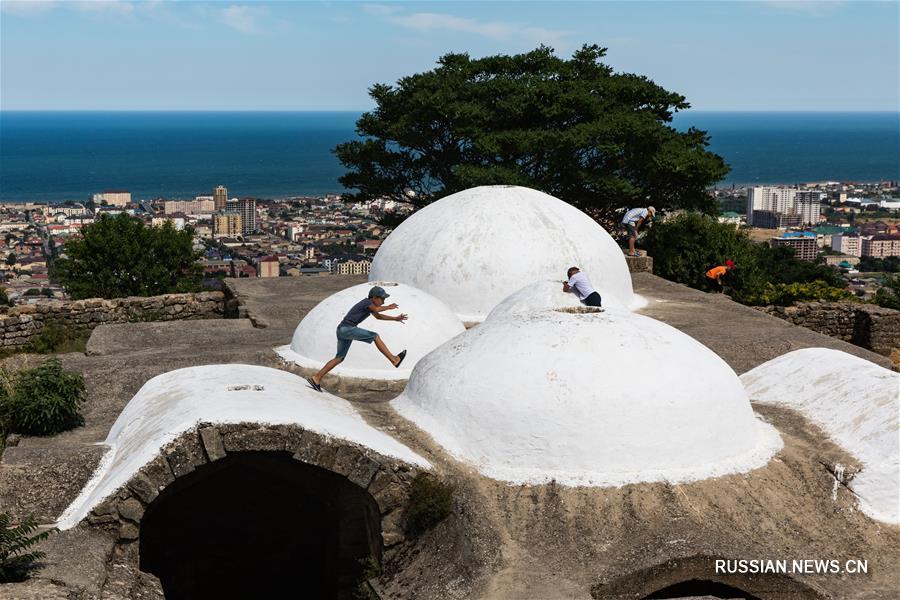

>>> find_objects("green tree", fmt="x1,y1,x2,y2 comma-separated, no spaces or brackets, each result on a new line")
335,45,729,223
53,214,201,299
0,288,11,307
873,274,900,310
5,253,16,267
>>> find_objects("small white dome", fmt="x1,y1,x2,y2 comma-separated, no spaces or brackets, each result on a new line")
392,309,781,486
277,282,465,380
369,186,636,322
487,279,636,321
742,348,900,525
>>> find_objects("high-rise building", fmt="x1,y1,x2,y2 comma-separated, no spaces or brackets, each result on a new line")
770,232,818,262
213,212,242,237
214,186,228,211
747,187,821,226
239,198,256,235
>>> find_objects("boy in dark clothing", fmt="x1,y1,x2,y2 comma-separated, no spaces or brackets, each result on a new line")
307,286,408,392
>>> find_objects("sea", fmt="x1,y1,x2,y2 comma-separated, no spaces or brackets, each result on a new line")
0,111,897,203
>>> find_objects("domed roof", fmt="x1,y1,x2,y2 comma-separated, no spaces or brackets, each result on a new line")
742,348,899,525
487,279,647,321
277,281,465,380
369,186,637,322
391,309,781,486
58,365,429,529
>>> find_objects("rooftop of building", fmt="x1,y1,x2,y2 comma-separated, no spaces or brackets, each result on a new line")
1,273,896,599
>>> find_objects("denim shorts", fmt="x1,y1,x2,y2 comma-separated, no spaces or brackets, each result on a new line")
335,325,377,359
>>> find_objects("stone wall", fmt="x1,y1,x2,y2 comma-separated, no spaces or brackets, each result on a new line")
757,302,900,358
0,292,225,349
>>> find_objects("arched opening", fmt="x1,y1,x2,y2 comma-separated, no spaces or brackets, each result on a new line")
643,579,761,599
139,451,382,600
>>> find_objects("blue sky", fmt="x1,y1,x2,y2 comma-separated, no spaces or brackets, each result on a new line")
1,1,897,111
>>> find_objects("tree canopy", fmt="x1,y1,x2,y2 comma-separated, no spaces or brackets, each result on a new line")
335,45,729,222
53,214,201,300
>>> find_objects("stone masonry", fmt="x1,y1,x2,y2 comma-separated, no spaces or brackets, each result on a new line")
757,301,900,359
0,292,225,349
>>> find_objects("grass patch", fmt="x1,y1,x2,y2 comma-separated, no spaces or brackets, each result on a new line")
404,474,453,537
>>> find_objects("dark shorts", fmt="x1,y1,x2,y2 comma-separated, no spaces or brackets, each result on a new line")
335,325,377,359
626,223,637,237
583,291,603,307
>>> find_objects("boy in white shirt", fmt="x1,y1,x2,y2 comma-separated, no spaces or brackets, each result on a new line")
562,267,602,307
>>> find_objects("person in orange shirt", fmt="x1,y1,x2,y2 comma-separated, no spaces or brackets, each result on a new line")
705,259,735,292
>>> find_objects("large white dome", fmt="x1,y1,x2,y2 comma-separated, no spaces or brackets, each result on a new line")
369,186,637,322
487,279,643,321
391,308,781,486
276,281,465,380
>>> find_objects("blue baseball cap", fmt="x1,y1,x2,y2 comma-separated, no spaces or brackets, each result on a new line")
368,286,390,299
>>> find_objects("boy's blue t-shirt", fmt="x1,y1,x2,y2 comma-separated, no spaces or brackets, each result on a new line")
339,298,374,327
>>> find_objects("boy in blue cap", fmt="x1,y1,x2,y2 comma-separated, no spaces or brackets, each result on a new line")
307,285,408,392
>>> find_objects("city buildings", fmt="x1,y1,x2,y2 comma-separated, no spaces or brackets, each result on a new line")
257,256,280,277
213,212,242,238
747,186,822,227
770,231,818,261
214,185,228,211
861,234,900,258
238,198,256,235
832,232,862,257
92,190,131,207
164,199,215,215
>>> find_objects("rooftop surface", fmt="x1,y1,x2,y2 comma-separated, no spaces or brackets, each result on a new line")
0,273,896,599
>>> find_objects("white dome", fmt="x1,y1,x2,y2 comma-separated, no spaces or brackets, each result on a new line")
487,279,642,321
276,282,465,380
370,186,636,322
392,309,781,486
741,348,900,525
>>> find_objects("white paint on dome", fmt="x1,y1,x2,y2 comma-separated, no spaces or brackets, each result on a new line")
392,309,781,486
57,365,430,529
741,348,900,525
487,279,648,321
276,282,465,380
369,186,638,322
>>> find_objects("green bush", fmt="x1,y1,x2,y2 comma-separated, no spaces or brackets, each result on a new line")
738,281,854,307
0,358,86,437
26,322,89,355
404,474,453,537
0,513,55,583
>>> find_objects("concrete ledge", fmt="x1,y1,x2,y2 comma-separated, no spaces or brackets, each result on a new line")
625,254,653,273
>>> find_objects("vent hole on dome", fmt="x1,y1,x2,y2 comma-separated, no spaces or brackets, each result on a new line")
369,281,400,287
555,307,605,315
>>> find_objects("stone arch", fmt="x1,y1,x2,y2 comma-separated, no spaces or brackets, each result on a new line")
85,423,425,595
591,555,828,600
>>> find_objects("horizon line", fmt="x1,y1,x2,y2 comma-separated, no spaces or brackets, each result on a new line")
2,109,898,114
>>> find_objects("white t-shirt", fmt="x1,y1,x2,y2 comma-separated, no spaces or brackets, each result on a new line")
621,207,649,225
567,272,596,302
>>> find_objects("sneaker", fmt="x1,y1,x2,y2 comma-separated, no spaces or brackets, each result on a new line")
306,376,323,392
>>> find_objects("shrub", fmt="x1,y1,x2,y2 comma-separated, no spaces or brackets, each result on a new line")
404,474,453,537
0,358,86,437
0,513,55,583
738,281,854,307
26,321,89,354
